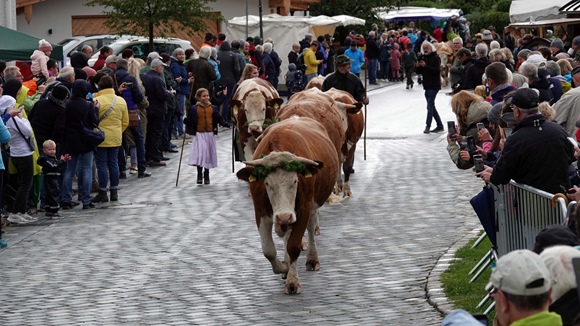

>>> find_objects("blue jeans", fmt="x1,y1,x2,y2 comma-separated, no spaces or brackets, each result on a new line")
60,151,93,205
424,89,443,129
173,94,186,136
128,120,147,173
368,59,378,84
95,147,120,191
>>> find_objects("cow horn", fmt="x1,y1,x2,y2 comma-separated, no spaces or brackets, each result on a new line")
243,158,265,166
294,156,319,166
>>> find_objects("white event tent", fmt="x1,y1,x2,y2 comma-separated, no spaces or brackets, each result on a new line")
509,0,570,23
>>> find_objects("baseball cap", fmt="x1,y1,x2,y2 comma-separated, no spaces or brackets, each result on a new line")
105,55,118,64
487,249,551,296
508,88,539,110
482,30,493,41
150,58,166,68
160,53,171,63
147,51,160,60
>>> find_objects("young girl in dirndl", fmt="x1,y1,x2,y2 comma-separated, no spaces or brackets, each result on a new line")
187,88,219,184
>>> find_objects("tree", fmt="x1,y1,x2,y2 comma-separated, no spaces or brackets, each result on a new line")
85,0,222,52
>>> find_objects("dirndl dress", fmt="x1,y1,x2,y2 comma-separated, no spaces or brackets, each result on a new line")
188,131,217,169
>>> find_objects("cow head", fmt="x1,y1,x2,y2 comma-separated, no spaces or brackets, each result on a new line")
233,90,283,135
237,151,322,225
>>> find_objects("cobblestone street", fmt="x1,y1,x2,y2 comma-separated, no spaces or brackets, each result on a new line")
0,82,483,325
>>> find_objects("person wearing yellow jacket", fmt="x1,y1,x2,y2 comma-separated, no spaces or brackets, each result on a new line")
92,75,129,203
304,41,322,82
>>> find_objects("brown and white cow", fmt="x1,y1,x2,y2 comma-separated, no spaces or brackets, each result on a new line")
305,75,326,90
323,88,364,197
435,41,455,87
278,88,353,197
237,117,339,294
229,78,283,161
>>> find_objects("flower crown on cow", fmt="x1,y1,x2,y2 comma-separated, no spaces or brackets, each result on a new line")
248,156,313,183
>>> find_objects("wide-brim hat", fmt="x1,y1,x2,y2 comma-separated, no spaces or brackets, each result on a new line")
336,54,354,66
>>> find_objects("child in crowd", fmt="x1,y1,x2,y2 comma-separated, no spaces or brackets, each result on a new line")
390,43,402,82
30,39,52,81
402,43,418,89
285,63,303,100
186,88,219,185
37,140,71,219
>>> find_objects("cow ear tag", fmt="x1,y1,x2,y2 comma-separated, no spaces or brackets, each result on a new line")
273,103,279,110
304,171,312,178
248,175,257,182
233,105,239,116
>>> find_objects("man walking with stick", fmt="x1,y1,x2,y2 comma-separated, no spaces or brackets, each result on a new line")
322,54,369,165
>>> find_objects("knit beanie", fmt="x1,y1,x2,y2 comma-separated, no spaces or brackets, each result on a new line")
39,39,53,52
82,66,97,79
51,85,69,101
2,78,22,99
550,38,564,50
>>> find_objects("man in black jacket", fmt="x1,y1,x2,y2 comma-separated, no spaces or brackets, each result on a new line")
477,88,577,194
142,59,171,166
366,31,380,85
462,43,490,91
322,55,368,105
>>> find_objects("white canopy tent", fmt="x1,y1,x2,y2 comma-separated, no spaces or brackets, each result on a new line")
226,14,365,90
375,6,463,23
509,0,570,23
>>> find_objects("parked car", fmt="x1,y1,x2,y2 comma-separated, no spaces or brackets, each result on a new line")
59,34,136,66
87,37,196,67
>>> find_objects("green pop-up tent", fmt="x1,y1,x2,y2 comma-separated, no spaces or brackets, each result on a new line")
0,26,63,61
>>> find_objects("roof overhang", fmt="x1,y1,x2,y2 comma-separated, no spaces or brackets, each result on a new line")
508,17,580,28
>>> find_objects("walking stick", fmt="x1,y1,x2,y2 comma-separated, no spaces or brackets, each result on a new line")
176,79,194,187
175,132,187,187
364,67,367,161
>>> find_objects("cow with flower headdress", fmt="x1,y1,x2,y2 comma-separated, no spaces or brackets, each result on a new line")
236,116,339,294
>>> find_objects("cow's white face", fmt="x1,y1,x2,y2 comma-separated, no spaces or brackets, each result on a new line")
264,169,299,225
244,91,267,133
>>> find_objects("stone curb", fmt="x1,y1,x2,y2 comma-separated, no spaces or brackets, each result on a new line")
425,228,483,315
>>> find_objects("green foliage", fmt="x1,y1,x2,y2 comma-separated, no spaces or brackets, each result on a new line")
495,0,511,13
467,10,510,37
440,233,495,322
409,1,447,9
85,0,223,50
250,161,309,180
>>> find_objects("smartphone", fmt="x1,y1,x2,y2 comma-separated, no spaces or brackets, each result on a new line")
447,121,456,138
477,122,485,131
474,154,484,172
124,82,133,88
466,135,476,155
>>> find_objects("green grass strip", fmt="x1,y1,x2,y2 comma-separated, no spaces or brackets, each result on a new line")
441,232,496,321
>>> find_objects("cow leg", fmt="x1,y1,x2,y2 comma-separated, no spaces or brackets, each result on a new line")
244,137,256,162
283,215,308,294
306,206,320,272
342,145,356,198
259,215,288,275
334,163,343,195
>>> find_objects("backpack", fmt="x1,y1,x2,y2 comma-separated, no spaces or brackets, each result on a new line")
290,71,304,93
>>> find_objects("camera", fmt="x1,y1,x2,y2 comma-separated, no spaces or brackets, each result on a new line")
474,154,484,172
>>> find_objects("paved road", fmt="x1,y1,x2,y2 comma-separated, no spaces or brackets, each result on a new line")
0,81,482,325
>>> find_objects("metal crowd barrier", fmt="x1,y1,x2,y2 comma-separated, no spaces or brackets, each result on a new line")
472,180,572,315
495,181,569,257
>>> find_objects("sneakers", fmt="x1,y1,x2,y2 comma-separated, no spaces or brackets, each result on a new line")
83,203,96,209
46,212,64,219
7,213,30,225
129,167,138,174
138,172,152,178
423,128,430,134
20,212,38,222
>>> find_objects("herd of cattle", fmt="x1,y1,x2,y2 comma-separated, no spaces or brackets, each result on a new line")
231,77,365,294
